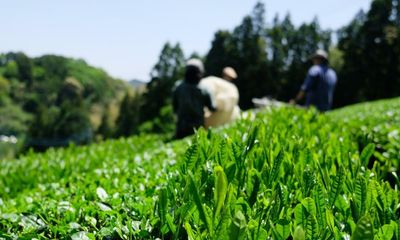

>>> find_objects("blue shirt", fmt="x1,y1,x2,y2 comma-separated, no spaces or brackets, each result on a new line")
301,64,337,111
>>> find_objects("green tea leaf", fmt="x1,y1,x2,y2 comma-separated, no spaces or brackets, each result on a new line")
229,210,247,240
301,197,316,217
184,221,196,240
293,226,306,240
360,143,375,167
158,188,168,226
325,209,335,232
375,224,394,240
214,166,228,218
269,150,284,186
351,215,373,240
329,168,344,208
188,173,212,234
275,220,290,240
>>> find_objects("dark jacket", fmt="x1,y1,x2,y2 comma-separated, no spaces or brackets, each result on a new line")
173,81,216,138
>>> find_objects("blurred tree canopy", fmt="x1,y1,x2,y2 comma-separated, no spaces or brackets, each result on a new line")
140,42,184,124
117,0,400,139
336,0,400,106
206,0,399,109
0,53,127,153
113,42,185,139
204,4,331,109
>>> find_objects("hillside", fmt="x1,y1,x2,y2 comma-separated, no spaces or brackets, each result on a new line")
129,79,146,88
0,98,399,239
0,52,129,156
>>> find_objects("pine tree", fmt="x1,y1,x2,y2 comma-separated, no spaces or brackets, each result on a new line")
140,42,185,123
338,0,400,105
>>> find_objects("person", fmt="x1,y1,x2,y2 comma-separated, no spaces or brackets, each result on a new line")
172,59,217,139
199,67,240,128
290,49,337,112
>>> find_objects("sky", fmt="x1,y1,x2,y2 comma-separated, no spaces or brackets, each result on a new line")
1,1,371,81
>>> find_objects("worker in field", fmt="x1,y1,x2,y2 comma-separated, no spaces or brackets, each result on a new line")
199,67,240,128
173,59,217,139
290,49,337,112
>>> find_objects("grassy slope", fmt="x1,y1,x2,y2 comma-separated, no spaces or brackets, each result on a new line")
0,98,399,239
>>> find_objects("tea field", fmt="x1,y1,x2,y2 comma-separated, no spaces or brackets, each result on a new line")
1,98,400,239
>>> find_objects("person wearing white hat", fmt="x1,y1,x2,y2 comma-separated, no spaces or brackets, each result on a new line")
199,67,240,128
173,58,217,139
290,49,337,111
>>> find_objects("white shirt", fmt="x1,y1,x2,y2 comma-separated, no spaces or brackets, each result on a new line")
199,76,240,128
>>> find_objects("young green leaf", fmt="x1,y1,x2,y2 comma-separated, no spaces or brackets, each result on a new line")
360,143,375,167
375,224,394,240
184,221,196,240
229,210,247,240
269,150,284,187
274,220,290,240
188,173,212,234
329,168,344,208
293,226,306,240
158,188,168,227
214,166,228,218
351,215,373,240
301,197,317,217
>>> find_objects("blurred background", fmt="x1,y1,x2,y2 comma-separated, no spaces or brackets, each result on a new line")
1,0,399,158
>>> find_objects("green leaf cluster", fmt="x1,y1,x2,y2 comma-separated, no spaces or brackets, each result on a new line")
1,98,399,239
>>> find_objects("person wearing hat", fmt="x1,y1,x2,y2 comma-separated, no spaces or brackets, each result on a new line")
290,49,337,112
199,67,240,128
222,67,238,82
172,58,217,139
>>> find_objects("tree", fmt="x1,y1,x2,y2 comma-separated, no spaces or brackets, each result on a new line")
3,53,33,88
251,1,266,36
230,2,269,109
337,0,400,106
15,53,33,88
27,96,92,150
115,92,141,137
336,10,367,106
4,61,19,80
140,42,185,125
264,16,333,102
204,2,271,110
0,51,126,153
53,100,92,141
0,76,10,104
267,14,295,97
56,77,84,105
98,111,113,139
204,31,236,77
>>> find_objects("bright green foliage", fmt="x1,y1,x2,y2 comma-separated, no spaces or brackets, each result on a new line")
1,98,400,239
329,98,400,175
351,215,373,240
214,166,228,218
0,53,128,156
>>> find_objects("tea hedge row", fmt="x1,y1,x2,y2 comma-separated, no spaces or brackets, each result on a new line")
0,98,399,239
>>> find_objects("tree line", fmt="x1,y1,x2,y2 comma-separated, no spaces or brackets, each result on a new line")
117,0,400,136
0,53,126,156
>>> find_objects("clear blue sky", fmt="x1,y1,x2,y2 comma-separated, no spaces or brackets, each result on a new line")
1,0,371,81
